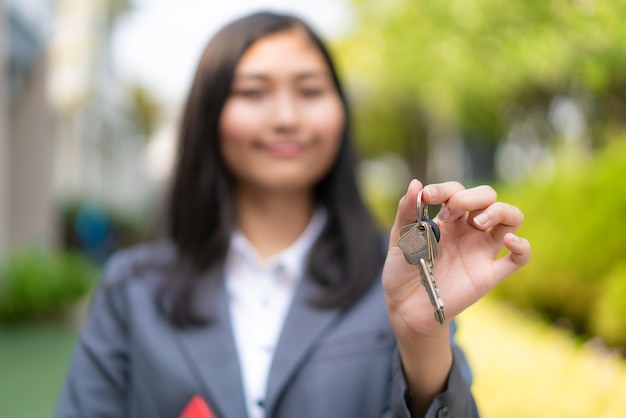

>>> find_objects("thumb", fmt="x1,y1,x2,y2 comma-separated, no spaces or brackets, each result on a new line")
390,179,423,243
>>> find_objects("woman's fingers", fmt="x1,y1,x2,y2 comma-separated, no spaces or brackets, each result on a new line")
422,181,465,209
385,179,532,326
476,201,523,228
492,233,532,282
392,181,527,252
469,201,524,237
426,184,496,223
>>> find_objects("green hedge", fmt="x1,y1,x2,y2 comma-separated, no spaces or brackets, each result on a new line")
494,139,626,348
0,247,98,322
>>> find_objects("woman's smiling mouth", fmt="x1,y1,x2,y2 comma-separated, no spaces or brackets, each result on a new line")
260,140,308,158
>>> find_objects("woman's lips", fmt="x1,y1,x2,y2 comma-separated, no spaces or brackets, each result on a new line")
262,141,307,158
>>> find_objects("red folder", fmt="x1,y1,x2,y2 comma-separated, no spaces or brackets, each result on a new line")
179,395,216,418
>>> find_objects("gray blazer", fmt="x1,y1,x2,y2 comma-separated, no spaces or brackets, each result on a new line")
55,242,479,418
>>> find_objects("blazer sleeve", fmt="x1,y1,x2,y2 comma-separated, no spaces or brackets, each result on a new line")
388,321,480,418
54,255,132,418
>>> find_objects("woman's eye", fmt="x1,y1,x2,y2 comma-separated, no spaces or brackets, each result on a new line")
235,89,264,99
300,88,324,98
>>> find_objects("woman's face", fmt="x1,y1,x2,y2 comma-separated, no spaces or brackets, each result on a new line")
219,28,344,195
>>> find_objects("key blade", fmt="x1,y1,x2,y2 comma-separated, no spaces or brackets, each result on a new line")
434,309,446,325
418,258,446,325
418,259,442,308
424,223,439,261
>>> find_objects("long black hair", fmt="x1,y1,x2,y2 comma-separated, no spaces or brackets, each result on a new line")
161,11,384,327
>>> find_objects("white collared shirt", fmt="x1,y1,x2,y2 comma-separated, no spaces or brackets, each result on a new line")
225,209,327,418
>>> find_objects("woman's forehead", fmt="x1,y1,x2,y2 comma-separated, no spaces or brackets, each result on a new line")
234,29,330,76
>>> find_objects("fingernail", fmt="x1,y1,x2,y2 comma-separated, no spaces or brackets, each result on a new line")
507,233,519,244
409,179,418,191
474,212,489,227
438,206,451,221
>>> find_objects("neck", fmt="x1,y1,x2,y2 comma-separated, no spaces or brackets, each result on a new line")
234,186,316,260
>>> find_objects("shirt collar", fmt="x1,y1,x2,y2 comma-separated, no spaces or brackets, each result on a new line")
228,207,328,283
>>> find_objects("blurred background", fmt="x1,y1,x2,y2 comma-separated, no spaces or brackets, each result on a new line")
1,0,625,416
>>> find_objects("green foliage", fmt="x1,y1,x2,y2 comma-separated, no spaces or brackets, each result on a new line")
342,0,626,124
493,139,626,347
588,262,626,348
0,247,98,322
338,0,626,178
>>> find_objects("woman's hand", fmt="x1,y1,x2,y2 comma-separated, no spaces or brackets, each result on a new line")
383,179,531,337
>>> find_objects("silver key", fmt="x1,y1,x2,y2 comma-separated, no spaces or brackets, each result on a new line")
418,258,446,324
398,220,438,265
397,188,446,324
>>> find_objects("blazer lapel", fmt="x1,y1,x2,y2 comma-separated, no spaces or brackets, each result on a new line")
175,269,248,418
264,275,342,417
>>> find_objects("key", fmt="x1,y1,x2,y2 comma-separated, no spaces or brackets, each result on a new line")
397,187,440,265
418,258,446,324
397,188,446,324
398,219,439,265
398,221,446,324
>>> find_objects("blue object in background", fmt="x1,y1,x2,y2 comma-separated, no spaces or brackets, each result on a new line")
74,204,112,265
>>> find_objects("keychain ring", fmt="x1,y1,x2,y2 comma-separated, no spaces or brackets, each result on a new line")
417,188,424,224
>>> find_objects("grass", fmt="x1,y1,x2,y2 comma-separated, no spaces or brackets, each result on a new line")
1,299,626,417
456,297,626,417
0,322,77,418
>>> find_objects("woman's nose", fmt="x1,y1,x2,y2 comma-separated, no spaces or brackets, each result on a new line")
271,91,299,129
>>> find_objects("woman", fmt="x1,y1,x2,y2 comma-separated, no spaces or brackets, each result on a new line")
55,11,530,418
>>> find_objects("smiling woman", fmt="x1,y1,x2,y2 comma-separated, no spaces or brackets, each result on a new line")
220,28,344,197
54,10,529,418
